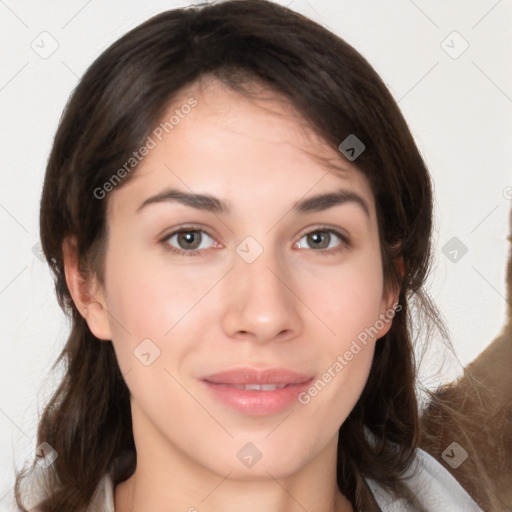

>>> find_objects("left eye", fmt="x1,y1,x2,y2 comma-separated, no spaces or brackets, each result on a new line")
295,229,346,251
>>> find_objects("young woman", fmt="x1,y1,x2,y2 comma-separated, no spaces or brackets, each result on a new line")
15,1,487,510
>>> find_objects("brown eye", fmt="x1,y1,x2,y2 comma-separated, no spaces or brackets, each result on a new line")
295,228,349,254
177,230,202,250
163,229,216,254
306,231,331,249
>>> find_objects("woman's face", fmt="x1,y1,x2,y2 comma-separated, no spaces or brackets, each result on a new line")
89,78,398,480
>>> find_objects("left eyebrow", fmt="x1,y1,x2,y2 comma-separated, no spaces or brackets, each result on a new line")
293,189,370,218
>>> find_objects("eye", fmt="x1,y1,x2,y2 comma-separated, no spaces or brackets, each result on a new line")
162,228,218,256
160,226,349,257
294,227,350,254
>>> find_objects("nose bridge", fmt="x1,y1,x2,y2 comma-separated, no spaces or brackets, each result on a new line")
221,236,301,342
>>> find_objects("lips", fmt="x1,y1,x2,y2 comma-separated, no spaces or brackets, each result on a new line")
201,367,314,415
202,367,313,386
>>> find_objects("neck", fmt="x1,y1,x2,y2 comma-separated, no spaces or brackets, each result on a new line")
116,475,354,512
114,435,354,512
113,401,355,512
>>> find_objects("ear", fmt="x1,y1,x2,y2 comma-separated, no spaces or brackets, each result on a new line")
62,236,112,341
376,255,404,339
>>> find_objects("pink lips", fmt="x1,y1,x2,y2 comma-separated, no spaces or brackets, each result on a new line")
201,367,314,416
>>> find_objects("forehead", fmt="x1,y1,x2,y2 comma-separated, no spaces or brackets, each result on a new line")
163,76,343,166
108,76,376,220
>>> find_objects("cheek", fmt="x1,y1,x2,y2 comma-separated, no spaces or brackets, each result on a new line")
102,246,224,375
104,244,215,333
307,251,386,344
297,251,384,404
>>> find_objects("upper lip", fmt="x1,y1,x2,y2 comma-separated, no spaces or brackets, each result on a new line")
202,367,313,386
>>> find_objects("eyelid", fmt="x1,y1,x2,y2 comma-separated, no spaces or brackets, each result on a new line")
159,224,219,243
296,223,350,243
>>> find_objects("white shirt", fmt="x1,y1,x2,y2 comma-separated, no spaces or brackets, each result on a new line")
366,448,483,511
24,448,483,512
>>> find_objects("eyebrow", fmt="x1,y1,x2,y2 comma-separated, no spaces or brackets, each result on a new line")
137,189,230,214
137,188,370,218
293,190,370,217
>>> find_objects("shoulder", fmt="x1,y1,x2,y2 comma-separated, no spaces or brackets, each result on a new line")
19,454,116,512
365,448,484,512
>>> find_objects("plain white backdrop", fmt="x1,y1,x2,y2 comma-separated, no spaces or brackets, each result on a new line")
1,0,511,509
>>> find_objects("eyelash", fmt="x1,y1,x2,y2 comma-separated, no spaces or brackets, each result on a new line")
159,225,351,257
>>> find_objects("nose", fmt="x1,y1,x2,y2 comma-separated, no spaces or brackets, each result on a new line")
220,245,303,344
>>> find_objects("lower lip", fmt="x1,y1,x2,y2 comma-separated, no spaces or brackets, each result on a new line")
202,379,314,416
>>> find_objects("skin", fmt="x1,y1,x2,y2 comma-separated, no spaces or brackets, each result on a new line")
63,76,400,512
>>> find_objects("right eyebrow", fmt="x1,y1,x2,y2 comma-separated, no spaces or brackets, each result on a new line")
136,189,230,214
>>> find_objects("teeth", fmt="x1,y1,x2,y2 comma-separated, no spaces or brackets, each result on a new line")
232,383,287,391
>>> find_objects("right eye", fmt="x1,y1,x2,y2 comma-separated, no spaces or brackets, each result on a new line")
161,228,219,256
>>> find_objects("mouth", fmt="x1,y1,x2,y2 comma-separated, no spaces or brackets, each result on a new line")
201,367,314,416
202,367,313,386
228,383,289,391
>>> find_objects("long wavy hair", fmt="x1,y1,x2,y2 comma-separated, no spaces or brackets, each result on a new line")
15,1,453,510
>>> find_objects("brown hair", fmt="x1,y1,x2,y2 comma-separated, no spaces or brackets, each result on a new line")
15,1,450,510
